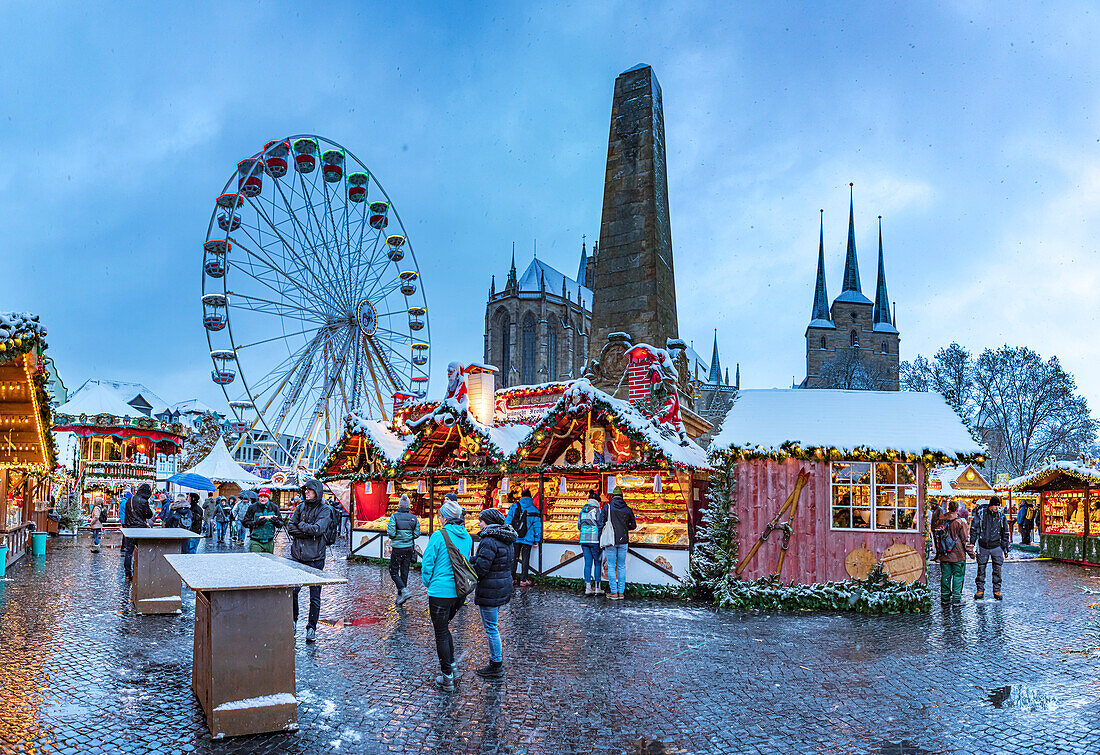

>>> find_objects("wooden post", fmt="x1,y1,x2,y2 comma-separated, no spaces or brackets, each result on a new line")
537,472,544,573
1085,483,1091,564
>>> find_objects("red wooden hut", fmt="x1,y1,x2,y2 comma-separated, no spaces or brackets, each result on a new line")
709,389,983,585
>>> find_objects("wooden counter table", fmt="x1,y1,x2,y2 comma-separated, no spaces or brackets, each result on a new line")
165,553,346,739
119,527,199,614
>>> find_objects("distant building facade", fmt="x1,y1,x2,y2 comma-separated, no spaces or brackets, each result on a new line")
803,189,900,390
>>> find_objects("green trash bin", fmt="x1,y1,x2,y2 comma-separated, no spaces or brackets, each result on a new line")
31,532,48,556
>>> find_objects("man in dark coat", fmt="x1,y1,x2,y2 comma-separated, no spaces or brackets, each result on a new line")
122,483,154,580
286,479,333,643
470,508,517,679
971,496,1011,600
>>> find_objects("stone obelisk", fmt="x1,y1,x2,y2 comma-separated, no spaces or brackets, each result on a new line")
588,64,679,367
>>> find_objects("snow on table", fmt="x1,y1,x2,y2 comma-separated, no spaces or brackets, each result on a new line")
165,553,347,591
213,692,297,712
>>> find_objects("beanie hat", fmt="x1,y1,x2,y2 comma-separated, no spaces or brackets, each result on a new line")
398,494,411,512
479,507,506,526
612,486,623,497
440,499,464,523
444,491,458,502
258,488,272,499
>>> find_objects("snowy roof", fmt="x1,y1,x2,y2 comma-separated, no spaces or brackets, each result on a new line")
1007,460,1100,491
0,312,45,349
173,398,221,416
834,290,873,306
181,438,267,485
346,414,413,463
517,258,592,309
872,322,899,334
807,318,836,330
61,379,173,418
486,423,535,457
57,382,145,419
709,389,984,460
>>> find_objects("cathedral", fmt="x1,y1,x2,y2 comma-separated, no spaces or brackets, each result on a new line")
803,187,900,390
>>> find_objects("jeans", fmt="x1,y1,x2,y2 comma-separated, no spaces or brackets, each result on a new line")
181,538,199,554
605,544,628,593
428,596,461,672
976,546,1005,593
123,537,137,578
581,543,602,583
215,521,228,543
292,556,325,629
515,544,533,580
479,605,502,663
92,530,101,546
940,561,965,602
389,547,414,592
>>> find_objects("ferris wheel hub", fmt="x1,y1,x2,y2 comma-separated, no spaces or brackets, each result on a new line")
356,298,378,337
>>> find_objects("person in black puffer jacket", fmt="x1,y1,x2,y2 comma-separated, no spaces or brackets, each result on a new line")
286,479,334,644
122,483,154,580
470,508,517,679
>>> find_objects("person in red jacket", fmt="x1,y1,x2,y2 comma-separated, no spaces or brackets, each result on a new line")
936,500,975,605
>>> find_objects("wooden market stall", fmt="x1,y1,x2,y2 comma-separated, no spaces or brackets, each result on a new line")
708,389,983,585
0,313,58,569
1008,460,1100,566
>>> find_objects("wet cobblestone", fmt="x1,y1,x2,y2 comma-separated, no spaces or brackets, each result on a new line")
1,533,1098,754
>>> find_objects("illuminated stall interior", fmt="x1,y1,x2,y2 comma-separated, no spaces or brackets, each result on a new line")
1010,460,1100,566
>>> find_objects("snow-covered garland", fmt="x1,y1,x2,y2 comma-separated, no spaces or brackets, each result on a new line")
711,440,985,467
317,418,404,481
0,314,58,470
1008,459,1100,490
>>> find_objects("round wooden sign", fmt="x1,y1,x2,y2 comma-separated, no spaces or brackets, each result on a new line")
845,547,876,579
881,543,923,583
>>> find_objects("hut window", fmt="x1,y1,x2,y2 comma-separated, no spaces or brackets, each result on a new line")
831,461,917,532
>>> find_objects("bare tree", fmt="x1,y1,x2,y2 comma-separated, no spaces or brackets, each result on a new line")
900,343,976,419
972,346,1096,476
818,348,893,390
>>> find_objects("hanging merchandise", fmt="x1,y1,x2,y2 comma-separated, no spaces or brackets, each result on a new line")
364,480,372,494
606,475,617,494
417,478,426,494
386,480,394,495
653,473,663,494
500,476,510,495
559,475,568,494
458,477,467,494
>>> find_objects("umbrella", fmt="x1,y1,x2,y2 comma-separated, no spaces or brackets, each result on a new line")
167,472,217,491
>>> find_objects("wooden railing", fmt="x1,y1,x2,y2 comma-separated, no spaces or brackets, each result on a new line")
1,522,33,568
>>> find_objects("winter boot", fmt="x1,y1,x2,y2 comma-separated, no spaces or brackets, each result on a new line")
585,582,594,595
476,661,504,679
396,589,411,606
436,672,456,692
974,590,984,600
594,583,605,595
305,627,317,643
994,592,1003,600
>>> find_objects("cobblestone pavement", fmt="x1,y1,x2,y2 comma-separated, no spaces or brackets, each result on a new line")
1,533,1098,754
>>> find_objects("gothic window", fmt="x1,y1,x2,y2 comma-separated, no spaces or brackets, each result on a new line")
850,330,859,347
820,336,826,350
548,325,558,381
522,312,536,384
880,341,888,354
492,307,511,385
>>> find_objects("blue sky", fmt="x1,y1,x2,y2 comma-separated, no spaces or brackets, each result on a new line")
4,1,1100,414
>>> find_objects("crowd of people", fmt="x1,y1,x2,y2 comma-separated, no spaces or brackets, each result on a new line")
932,495,1020,604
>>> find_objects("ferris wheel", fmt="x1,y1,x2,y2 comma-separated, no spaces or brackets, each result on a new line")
202,134,430,471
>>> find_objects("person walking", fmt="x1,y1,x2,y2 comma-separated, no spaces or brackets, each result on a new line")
122,483,154,580
935,499,974,605
233,493,252,545
578,489,605,595
213,496,231,544
470,508,516,679
601,486,637,600
285,479,333,644
202,493,216,538
971,496,1011,600
118,494,128,560
1018,497,1037,545
387,494,420,605
165,493,197,553
185,493,203,553
507,488,541,586
89,498,105,552
421,494,473,692
226,495,239,543
243,488,283,554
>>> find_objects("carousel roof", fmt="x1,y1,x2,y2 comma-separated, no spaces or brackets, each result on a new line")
181,438,267,485
56,381,144,418
1007,460,1100,491
709,389,983,461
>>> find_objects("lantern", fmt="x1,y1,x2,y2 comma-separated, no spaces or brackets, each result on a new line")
347,171,369,202
386,234,406,261
369,201,389,230
322,149,344,183
500,476,510,495
293,138,319,173
263,139,290,178
237,158,264,197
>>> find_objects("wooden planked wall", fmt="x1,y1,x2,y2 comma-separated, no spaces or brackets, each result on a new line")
732,459,926,585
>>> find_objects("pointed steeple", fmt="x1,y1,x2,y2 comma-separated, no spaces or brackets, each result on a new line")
577,235,588,287
873,216,892,325
507,243,517,286
735,363,740,389
707,330,722,384
810,209,831,323
724,367,729,386
842,183,862,293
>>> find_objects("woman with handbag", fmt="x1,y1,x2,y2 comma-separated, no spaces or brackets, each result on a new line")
420,494,474,691
600,486,637,600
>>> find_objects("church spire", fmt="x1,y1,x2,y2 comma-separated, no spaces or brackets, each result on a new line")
842,183,862,293
873,216,892,326
707,330,722,385
576,235,588,287
507,242,517,286
810,209,831,322
735,363,740,389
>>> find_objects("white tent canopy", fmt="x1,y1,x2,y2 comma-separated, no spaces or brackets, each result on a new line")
181,438,267,485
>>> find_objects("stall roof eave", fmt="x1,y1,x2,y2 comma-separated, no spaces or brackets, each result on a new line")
1007,460,1100,491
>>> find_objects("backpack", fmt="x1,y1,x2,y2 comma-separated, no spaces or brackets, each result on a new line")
323,501,342,546
512,505,529,538
99,507,108,524
934,521,957,556
441,529,478,600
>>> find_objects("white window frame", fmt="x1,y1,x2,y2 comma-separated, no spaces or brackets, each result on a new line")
830,461,919,533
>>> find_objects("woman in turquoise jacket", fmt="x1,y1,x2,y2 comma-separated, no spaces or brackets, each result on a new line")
421,494,473,691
